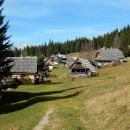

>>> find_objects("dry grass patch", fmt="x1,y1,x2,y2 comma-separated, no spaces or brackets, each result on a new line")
44,110,62,130
84,85,130,130
69,51,97,59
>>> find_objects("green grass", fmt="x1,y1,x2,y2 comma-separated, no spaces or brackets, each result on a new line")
1,61,130,130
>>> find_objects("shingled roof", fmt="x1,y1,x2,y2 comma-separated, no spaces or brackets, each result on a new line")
96,48,124,61
65,55,75,67
9,57,37,74
70,58,96,73
79,59,96,72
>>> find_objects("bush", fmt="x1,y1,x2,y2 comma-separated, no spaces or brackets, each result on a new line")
13,78,33,85
0,80,19,91
13,78,22,86
19,78,33,85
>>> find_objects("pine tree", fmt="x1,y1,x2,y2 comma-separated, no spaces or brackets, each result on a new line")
113,30,121,49
0,0,13,88
120,32,130,57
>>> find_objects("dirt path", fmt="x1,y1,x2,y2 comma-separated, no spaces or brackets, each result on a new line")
33,108,54,130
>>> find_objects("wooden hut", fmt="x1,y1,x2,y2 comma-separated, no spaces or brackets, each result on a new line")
9,56,37,83
95,48,125,66
69,59,97,77
44,58,54,70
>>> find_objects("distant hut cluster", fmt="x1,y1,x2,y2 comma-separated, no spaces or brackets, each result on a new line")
44,53,98,77
7,48,125,84
42,48,125,78
44,53,75,68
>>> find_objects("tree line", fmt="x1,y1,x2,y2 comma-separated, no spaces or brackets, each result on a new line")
93,25,130,56
13,25,130,58
12,38,92,57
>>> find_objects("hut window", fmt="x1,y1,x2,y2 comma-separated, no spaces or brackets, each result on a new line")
72,69,76,72
21,74,26,78
77,69,80,72
81,69,85,72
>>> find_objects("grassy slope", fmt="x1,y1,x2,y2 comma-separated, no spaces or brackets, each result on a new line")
0,60,130,130
69,51,97,59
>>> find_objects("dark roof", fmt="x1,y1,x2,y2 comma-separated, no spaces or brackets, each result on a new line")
69,59,79,69
9,57,37,74
71,63,86,70
96,48,124,61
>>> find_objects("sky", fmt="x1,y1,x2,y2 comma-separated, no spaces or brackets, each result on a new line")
3,0,130,46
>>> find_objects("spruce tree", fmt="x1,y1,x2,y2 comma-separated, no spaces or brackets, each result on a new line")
0,0,13,88
113,31,121,49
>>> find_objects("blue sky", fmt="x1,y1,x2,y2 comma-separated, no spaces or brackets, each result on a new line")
3,0,130,46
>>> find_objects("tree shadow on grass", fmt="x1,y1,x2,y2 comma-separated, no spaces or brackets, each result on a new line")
0,86,86,114
43,80,63,85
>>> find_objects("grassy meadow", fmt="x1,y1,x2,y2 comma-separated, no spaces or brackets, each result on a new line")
0,59,130,130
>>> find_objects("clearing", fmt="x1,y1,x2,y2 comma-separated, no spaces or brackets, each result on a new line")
0,59,130,130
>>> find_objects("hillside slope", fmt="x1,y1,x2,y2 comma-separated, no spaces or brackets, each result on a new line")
69,51,97,59
0,59,130,130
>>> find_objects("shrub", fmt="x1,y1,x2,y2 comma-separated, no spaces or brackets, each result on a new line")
19,78,33,85
13,78,33,85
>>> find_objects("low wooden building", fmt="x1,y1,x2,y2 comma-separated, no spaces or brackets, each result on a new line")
55,53,68,67
69,59,97,77
44,59,54,70
95,48,125,66
9,57,37,83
